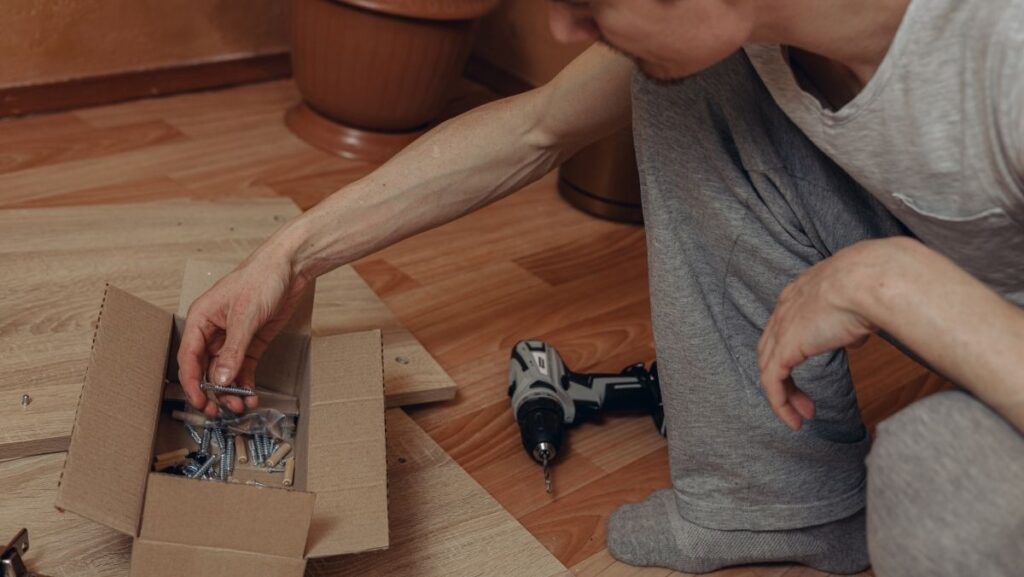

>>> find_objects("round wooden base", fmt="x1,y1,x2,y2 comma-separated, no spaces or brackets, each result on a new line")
558,178,644,224
285,103,426,163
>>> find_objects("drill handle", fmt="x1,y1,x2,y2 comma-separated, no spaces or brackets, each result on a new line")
566,364,658,414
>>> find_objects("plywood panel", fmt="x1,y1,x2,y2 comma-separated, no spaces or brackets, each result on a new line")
0,410,567,577
0,200,454,461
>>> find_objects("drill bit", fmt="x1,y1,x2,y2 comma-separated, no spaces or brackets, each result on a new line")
542,454,552,494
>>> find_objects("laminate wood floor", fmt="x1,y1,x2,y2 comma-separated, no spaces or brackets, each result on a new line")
0,79,948,576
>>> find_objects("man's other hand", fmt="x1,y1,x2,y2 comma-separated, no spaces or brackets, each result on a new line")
757,241,886,430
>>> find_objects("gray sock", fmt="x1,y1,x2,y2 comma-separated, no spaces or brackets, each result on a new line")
607,490,869,574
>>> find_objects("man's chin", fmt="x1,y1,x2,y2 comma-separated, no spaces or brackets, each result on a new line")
637,61,690,85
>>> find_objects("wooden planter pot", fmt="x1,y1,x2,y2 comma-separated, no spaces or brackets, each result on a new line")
287,0,498,161
558,126,644,224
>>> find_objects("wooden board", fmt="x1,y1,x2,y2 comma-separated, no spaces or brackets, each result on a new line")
0,199,455,461
0,409,568,577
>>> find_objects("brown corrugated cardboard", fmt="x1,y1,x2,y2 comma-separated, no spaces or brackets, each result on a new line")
54,288,171,535
56,259,389,576
130,540,307,577
139,474,315,557
305,332,389,557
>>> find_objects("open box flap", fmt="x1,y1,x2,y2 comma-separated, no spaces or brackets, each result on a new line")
303,330,390,558
130,538,307,577
175,259,315,396
55,286,172,536
139,474,315,558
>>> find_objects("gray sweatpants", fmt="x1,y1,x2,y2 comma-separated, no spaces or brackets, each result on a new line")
632,51,1024,573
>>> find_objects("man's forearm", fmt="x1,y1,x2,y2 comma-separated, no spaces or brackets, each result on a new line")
853,237,1024,430
256,45,632,279
273,92,565,278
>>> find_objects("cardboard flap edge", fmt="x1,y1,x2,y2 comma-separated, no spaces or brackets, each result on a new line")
55,285,172,536
306,329,389,558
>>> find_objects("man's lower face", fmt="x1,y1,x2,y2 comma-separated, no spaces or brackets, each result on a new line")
598,40,691,86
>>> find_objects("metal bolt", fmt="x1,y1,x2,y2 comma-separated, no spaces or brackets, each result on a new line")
260,435,273,466
189,455,218,479
212,428,226,452
20,394,31,408
247,437,260,465
199,429,211,456
184,424,203,446
395,356,410,365
221,434,235,481
199,382,257,397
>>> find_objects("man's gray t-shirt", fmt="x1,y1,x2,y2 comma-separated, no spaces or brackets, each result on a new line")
744,0,1024,304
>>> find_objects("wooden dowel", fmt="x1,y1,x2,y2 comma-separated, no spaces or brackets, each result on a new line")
266,442,292,468
235,434,248,464
283,458,295,487
171,410,207,427
154,448,189,462
153,455,187,471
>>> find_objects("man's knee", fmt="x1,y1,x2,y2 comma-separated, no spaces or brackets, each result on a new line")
867,391,1024,577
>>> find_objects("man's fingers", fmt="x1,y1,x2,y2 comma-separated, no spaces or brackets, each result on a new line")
784,377,816,420
177,319,216,411
238,356,261,410
760,364,804,431
218,393,246,414
203,398,220,418
210,308,261,386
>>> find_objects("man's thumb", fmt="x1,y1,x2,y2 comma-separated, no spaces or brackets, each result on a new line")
212,332,253,385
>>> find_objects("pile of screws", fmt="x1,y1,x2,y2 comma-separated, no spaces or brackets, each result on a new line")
156,411,296,486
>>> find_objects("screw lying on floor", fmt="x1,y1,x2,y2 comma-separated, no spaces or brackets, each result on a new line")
20,394,30,408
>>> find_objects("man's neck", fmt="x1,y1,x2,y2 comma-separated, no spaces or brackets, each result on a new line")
748,0,911,87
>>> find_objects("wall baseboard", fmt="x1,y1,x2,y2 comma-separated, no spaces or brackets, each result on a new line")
0,53,291,118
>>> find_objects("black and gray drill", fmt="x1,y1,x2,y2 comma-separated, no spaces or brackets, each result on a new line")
507,340,664,494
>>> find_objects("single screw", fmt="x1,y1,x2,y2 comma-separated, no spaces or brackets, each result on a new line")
260,435,273,466
189,455,218,479
246,437,259,466
212,428,226,452
199,429,211,456
20,394,31,408
199,382,257,397
184,424,203,446
222,434,235,480
395,356,410,365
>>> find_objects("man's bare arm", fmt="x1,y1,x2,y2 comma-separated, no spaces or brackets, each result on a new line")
856,239,1024,430
758,237,1024,433
277,44,634,278
177,44,634,414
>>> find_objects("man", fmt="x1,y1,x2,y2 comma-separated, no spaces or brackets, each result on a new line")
178,0,1024,574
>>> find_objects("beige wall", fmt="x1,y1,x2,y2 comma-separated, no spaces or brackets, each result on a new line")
473,0,590,86
1,0,286,88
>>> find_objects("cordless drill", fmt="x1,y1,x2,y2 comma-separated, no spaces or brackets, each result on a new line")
508,340,664,494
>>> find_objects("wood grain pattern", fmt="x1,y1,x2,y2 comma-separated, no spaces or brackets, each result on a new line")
0,411,567,577
0,80,933,576
0,199,453,461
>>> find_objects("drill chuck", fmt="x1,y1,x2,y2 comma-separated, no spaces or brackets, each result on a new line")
516,397,564,464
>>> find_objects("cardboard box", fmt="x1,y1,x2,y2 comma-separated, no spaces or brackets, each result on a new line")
55,261,389,577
